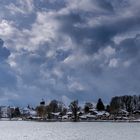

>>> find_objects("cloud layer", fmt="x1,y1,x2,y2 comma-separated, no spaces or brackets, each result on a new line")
0,0,140,106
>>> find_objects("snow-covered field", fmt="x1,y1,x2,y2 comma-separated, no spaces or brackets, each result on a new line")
0,121,139,140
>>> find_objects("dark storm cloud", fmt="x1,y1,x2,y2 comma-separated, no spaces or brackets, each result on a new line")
34,0,67,11
95,0,114,12
57,11,140,54
51,0,140,102
96,34,140,100
0,39,10,61
117,35,140,59
0,39,16,89
0,63,16,88
1,0,140,105
0,0,15,5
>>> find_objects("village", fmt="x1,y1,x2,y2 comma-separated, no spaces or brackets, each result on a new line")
0,95,140,122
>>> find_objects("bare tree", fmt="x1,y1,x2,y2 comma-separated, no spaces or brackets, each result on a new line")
69,100,79,122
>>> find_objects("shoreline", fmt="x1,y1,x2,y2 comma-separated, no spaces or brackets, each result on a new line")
0,118,140,123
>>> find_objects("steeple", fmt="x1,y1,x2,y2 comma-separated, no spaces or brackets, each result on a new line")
40,99,45,106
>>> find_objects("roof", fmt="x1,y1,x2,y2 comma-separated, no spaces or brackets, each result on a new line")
51,112,61,116
67,112,72,115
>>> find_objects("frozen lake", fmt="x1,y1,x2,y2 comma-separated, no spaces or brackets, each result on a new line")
0,121,139,140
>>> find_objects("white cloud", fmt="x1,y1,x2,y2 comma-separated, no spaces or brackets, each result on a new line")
0,11,61,51
103,46,115,57
52,67,63,78
0,0,140,105
6,0,34,15
109,58,119,68
63,52,90,68
28,11,59,47
67,76,85,92
0,20,14,37
123,60,132,67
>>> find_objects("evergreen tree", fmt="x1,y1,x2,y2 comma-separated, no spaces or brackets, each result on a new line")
106,105,110,112
96,98,105,111
12,107,21,118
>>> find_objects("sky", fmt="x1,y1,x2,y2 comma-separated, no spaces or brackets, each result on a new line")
0,0,140,106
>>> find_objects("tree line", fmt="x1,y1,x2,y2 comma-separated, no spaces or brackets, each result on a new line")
5,95,140,121
110,95,140,113
36,95,140,121
36,98,106,121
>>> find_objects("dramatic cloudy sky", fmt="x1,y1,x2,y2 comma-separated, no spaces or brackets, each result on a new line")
0,0,140,106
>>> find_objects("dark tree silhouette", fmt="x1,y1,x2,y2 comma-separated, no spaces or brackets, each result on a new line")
96,98,105,111
36,105,47,119
69,100,79,121
84,106,90,113
84,102,93,113
109,95,140,113
106,105,110,112
12,107,21,118
110,96,120,113
49,100,59,113
48,100,65,113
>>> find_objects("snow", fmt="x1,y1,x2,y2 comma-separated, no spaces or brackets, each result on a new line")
51,112,60,116
0,106,10,118
0,118,10,121
79,115,87,119
86,114,96,118
0,121,139,140
96,111,106,116
119,109,129,114
67,112,72,115
62,115,68,119
29,110,37,116
79,114,96,119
